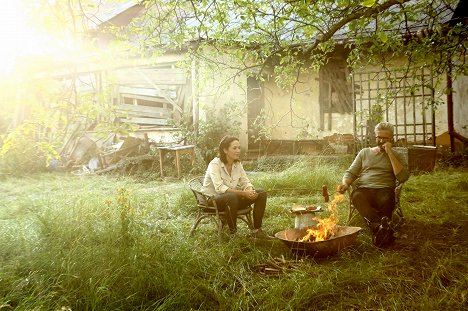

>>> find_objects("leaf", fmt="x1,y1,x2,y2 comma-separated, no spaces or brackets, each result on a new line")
362,0,376,7
379,31,388,43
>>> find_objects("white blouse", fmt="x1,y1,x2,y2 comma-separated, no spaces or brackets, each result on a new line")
201,157,253,196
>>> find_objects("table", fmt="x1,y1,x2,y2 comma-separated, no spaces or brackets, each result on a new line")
157,145,196,178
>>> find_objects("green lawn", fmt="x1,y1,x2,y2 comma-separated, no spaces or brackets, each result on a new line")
0,159,467,310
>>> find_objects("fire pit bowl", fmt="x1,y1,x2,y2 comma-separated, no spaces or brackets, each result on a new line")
275,225,362,258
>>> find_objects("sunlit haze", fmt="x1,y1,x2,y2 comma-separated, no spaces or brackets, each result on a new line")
0,1,81,76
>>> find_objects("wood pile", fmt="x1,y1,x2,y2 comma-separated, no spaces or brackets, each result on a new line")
57,131,156,175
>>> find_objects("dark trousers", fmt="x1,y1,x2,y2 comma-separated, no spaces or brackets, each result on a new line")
212,189,267,233
351,187,395,228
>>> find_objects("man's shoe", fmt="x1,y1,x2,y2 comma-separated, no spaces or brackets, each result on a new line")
250,228,275,240
372,216,395,248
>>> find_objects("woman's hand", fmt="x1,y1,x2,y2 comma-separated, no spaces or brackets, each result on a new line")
244,188,258,200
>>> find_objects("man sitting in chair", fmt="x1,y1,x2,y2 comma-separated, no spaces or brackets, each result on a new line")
338,122,410,248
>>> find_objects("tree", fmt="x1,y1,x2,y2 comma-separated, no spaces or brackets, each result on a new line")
133,0,466,86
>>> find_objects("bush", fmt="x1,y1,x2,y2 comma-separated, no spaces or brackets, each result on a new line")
174,105,242,165
437,147,468,168
0,123,59,175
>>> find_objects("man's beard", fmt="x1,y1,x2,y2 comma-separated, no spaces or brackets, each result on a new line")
377,141,385,152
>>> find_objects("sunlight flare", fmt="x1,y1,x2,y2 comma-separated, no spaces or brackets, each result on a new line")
0,1,82,77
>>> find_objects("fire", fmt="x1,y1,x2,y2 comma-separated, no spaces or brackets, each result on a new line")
298,190,345,243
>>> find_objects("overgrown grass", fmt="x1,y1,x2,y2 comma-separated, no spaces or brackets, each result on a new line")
0,159,467,310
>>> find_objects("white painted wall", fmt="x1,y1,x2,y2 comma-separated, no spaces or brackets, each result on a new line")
262,71,353,141
192,53,464,150
195,55,249,148
453,74,468,138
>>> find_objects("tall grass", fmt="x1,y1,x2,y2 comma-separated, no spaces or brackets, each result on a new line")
0,160,467,310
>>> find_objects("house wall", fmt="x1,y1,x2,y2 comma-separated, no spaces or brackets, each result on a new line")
262,71,353,141
433,75,449,137
256,57,450,146
453,74,468,138
196,57,249,148
194,53,463,153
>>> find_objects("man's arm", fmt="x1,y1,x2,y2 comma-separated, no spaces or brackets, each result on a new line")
383,142,410,183
337,150,363,193
340,176,353,190
386,148,404,175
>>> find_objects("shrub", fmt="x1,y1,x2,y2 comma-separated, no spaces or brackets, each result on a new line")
174,105,242,165
0,122,59,175
437,147,468,168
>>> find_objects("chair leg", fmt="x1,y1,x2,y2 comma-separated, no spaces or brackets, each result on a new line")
391,206,405,230
235,210,254,230
190,214,206,236
215,217,224,240
395,206,404,219
191,214,226,239
346,189,354,226
237,216,249,229
191,211,254,239
346,203,356,226
245,212,254,230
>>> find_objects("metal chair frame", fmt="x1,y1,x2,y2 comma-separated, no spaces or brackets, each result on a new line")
346,182,405,227
188,176,254,239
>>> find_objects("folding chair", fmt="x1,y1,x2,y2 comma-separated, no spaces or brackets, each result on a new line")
187,176,254,239
346,182,405,227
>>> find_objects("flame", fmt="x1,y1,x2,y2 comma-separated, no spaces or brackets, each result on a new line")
298,189,345,243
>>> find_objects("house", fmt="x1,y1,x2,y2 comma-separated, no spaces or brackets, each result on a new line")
57,0,468,159
52,1,192,145
200,0,467,155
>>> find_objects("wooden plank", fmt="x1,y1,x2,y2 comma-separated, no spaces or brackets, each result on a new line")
176,86,186,108
119,86,177,99
322,66,352,113
120,93,175,105
120,84,179,91
133,70,183,114
114,68,187,85
120,84,179,92
120,117,171,125
118,103,172,116
120,110,172,119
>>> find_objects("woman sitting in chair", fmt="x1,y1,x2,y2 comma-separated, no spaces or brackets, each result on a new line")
201,135,272,239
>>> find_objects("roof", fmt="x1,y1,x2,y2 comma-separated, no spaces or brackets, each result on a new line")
85,0,142,29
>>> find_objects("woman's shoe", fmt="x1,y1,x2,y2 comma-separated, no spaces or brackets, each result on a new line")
250,228,275,240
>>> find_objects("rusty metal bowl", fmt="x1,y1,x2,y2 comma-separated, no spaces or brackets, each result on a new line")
275,225,362,258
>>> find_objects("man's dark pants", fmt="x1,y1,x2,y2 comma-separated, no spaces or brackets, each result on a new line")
351,187,395,229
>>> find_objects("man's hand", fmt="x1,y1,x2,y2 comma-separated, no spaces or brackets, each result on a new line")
382,141,394,153
337,184,349,194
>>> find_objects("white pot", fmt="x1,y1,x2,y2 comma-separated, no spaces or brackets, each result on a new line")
294,212,318,229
